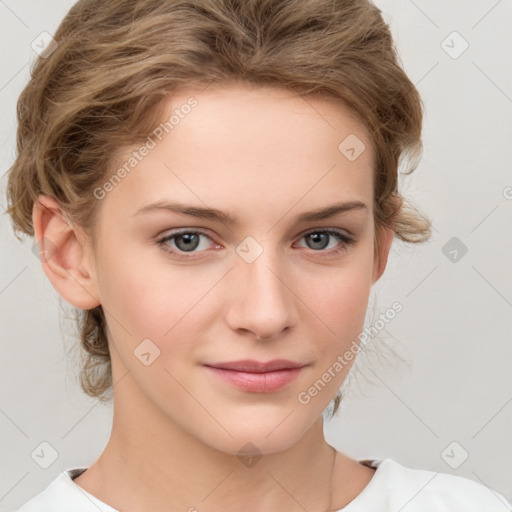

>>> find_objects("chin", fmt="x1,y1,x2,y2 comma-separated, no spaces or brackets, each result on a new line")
192,405,322,457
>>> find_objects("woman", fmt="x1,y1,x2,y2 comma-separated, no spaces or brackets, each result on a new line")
6,0,511,510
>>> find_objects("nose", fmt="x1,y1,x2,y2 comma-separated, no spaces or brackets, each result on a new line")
226,244,298,340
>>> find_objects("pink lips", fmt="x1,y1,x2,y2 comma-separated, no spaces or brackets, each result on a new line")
204,359,305,393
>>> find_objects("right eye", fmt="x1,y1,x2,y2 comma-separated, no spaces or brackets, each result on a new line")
157,229,220,259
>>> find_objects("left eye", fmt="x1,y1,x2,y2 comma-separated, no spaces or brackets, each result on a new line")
157,229,355,259
298,229,355,254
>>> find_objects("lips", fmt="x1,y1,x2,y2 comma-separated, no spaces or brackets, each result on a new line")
203,359,306,393
204,359,305,373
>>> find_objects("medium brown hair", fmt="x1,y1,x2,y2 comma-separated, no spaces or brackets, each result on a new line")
5,0,431,415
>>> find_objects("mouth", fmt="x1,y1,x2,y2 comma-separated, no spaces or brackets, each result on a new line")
203,359,306,393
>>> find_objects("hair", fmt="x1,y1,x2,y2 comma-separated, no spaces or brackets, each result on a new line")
5,0,431,415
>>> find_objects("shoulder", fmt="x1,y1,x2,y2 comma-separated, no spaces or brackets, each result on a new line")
14,468,117,512
352,458,512,512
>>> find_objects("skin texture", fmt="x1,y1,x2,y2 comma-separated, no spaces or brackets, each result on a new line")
33,82,394,511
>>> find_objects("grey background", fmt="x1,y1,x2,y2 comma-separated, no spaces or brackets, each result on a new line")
1,1,511,510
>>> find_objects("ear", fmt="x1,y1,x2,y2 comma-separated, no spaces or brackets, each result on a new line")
32,195,100,309
372,225,394,284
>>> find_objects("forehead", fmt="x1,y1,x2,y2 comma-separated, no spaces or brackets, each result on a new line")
162,82,372,162
103,82,374,224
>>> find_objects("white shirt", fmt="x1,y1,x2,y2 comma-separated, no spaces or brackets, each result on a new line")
15,458,512,512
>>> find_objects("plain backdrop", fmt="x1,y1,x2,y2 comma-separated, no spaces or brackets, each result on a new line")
1,1,511,510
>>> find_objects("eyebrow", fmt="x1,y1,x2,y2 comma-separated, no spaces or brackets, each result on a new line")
132,199,368,225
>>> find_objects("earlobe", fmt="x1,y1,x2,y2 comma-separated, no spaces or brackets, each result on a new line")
372,226,394,284
32,195,100,309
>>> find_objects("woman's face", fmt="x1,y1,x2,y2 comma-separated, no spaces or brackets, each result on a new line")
86,82,391,455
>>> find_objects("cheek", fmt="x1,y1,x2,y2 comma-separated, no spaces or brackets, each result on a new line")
93,241,175,340
96,244,216,361
300,256,374,345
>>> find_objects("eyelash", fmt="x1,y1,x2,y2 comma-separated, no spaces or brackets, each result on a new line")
157,228,355,260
